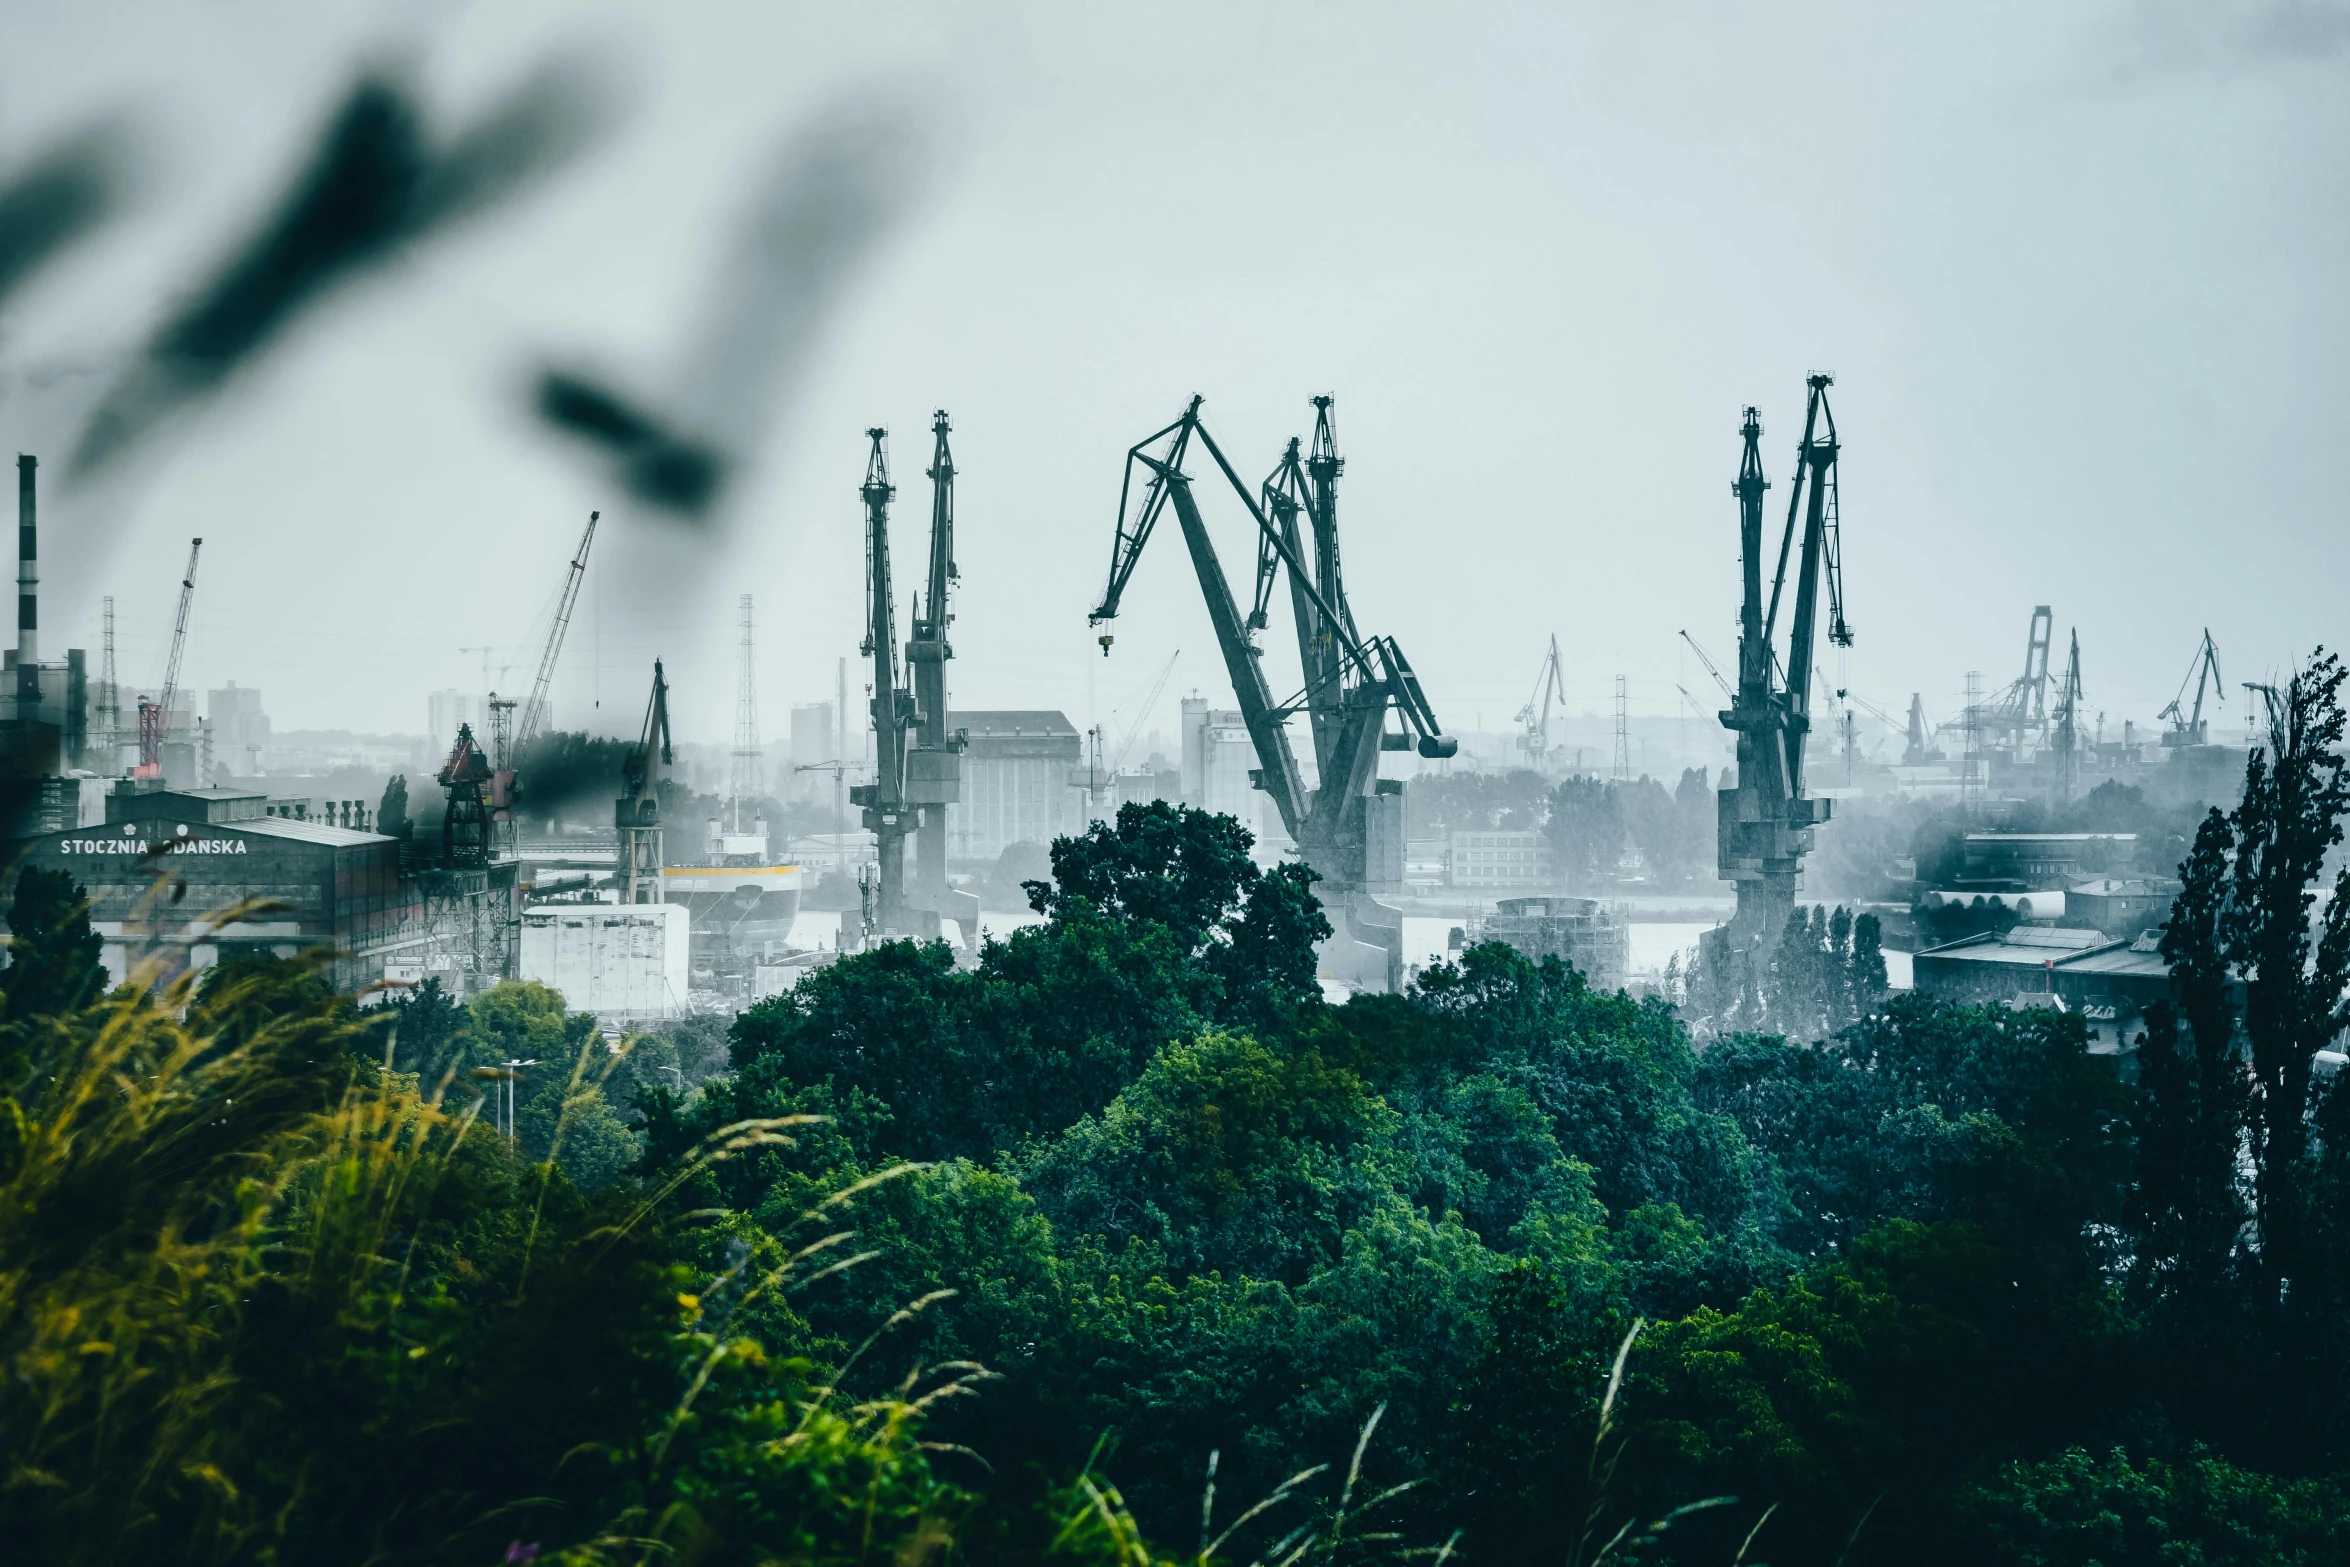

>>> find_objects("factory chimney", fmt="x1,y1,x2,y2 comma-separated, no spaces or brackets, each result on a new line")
15,454,35,722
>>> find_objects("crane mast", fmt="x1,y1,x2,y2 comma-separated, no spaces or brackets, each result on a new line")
615,660,671,904
1255,395,1367,783
135,537,202,778
848,428,915,938
1714,376,1851,957
2050,628,2083,804
902,410,979,945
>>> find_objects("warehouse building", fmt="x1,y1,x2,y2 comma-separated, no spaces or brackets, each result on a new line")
949,710,1084,862
1912,925,2180,1053
2066,877,2178,937
1449,829,1553,889
9,783,420,991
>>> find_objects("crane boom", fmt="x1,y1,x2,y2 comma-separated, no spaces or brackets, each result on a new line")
516,511,599,751
1089,395,1454,906
157,537,201,731
135,538,202,776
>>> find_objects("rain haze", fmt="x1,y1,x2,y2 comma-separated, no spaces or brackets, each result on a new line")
0,1,2340,747
18,9,2350,1558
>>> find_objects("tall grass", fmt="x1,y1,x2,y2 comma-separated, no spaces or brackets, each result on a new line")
0,905,972,1565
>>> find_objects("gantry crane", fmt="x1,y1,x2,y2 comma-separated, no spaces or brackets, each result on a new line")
1089,394,1454,987
901,411,980,946
1517,635,1567,762
134,538,202,779
846,429,918,937
2158,629,2223,748
1942,605,2055,757
1712,377,1852,957
615,660,672,904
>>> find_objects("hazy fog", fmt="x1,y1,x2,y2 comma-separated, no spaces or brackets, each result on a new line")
0,0,2341,756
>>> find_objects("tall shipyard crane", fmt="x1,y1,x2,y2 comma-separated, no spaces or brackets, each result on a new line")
480,510,599,855
1712,377,1852,958
1517,635,1567,762
1089,394,1454,989
847,428,918,937
2159,629,2223,748
516,511,599,751
2050,628,2083,803
615,660,672,904
1946,605,2054,755
901,411,980,946
134,538,202,779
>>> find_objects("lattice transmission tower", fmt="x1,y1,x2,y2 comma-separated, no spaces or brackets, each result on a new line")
1612,675,1630,782
730,594,762,831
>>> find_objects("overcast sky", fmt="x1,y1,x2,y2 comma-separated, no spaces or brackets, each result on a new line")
0,0,2342,758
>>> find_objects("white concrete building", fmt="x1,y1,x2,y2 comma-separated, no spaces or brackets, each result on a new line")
520,902,690,1020
1449,830,1554,889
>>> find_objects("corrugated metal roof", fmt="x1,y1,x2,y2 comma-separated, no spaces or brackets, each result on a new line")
2054,949,2171,977
1917,927,2121,967
2002,926,2112,950
1963,832,2138,843
236,817,390,848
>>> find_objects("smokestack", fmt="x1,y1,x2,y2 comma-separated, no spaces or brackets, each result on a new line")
16,454,35,719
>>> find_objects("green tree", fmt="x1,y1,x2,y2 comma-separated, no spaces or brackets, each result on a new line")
1028,800,1260,950
1,866,107,1030
2136,809,2252,1330
2224,652,2350,1302
1545,775,1624,890
1962,1445,2350,1566
376,772,411,839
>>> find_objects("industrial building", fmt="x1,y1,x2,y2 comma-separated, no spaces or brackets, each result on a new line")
948,709,1084,862
1181,697,1261,823
427,690,487,745
207,682,270,759
1943,832,2140,893
1912,926,2177,1054
519,902,690,1020
1448,829,1553,889
2067,877,2180,937
788,701,836,770
10,784,419,991
1469,896,1629,992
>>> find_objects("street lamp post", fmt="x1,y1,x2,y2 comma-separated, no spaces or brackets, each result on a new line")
496,1058,539,1140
